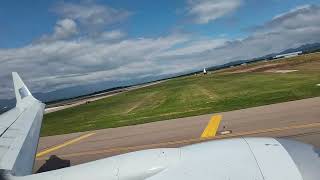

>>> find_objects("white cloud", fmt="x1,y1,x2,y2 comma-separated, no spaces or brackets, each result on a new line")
187,0,242,24
0,34,190,99
209,4,320,60
53,2,130,29
40,18,78,41
99,30,126,40
260,4,320,35
0,4,320,101
156,38,227,57
272,4,312,20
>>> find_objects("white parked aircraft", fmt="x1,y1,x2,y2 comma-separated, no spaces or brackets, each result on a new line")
0,72,319,180
203,68,207,74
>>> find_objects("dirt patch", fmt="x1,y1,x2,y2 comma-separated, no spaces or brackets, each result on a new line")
265,70,298,73
220,53,320,74
228,63,288,73
225,60,316,74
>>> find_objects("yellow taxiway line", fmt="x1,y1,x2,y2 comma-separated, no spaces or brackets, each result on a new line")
36,122,320,160
201,115,222,138
36,132,96,158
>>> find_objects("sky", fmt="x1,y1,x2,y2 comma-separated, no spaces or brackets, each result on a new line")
0,0,320,104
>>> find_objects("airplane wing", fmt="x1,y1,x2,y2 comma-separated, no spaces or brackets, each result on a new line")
0,73,45,176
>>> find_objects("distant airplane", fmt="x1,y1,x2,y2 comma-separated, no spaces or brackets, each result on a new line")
0,72,319,180
203,68,207,74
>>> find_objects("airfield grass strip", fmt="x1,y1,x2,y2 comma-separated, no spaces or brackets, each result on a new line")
41,53,320,136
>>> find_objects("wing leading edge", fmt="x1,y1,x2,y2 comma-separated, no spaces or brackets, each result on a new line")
0,73,45,176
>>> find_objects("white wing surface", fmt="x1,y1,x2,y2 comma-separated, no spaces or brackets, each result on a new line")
0,73,45,176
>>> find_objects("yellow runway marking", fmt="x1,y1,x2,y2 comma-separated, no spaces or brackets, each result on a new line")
36,132,96,158
201,115,222,138
36,122,320,160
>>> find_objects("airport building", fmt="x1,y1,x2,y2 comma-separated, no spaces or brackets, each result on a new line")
274,51,302,59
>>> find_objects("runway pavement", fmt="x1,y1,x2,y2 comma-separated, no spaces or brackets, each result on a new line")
34,97,320,173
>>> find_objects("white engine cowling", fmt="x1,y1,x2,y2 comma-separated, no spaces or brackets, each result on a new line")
9,138,320,180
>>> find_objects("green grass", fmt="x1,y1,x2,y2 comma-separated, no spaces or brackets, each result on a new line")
41,53,320,136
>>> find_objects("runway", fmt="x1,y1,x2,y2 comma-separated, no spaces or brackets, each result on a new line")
34,97,320,173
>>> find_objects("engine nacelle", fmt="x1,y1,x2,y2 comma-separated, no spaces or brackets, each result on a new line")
9,138,320,180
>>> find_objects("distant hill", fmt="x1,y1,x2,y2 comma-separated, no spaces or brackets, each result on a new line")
255,43,320,61
207,42,320,71
280,43,320,54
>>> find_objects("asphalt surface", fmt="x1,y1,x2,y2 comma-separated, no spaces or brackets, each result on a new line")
34,97,320,173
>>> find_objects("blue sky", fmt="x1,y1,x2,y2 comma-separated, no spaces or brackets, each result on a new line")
0,0,320,103
1,0,318,48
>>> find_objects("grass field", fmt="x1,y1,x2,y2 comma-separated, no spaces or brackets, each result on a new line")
41,53,320,136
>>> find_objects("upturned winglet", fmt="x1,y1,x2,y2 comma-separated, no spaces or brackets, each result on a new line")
12,72,32,105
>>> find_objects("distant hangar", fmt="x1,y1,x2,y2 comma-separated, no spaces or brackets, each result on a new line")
274,51,302,59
